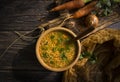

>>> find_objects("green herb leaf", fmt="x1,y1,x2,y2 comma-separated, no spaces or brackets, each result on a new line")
94,0,119,17
103,8,109,16
52,47,57,52
102,0,111,6
44,42,48,45
58,32,63,37
89,54,97,64
59,48,64,53
42,52,48,58
113,0,120,2
50,61,54,64
66,38,71,42
103,7,112,16
96,1,102,8
81,51,91,58
42,47,48,50
60,52,67,61
50,35,55,40
57,38,63,44
106,0,111,7
80,51,97,64
66,45,70,51
79,54,84,59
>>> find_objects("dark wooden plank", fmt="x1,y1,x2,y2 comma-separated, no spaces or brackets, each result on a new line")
0,1,61,81
0,71,63,82
0,31,57,69
0,0,59,31
0,31,41,67
0,31,63,82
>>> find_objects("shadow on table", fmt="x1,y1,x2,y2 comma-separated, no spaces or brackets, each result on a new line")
12,42,63,82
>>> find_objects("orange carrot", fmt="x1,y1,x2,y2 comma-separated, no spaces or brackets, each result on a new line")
71,1,98,18
50,0,91,12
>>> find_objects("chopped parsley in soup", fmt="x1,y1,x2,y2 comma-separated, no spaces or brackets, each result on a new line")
39,31,77,68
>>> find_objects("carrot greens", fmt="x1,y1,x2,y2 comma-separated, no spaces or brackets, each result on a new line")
95,0,120,16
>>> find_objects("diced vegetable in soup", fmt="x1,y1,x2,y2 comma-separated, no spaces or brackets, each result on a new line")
39,31,77,68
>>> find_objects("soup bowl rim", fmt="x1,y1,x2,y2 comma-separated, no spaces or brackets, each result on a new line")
36,27,81,72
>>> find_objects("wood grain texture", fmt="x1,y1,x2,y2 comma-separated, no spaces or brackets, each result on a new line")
0,0,59,31
0,0,63,82
0,0,120,82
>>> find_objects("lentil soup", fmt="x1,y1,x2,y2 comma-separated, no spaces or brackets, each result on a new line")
39,30,77,68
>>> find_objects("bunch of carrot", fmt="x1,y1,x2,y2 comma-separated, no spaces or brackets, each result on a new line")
50,0,98,19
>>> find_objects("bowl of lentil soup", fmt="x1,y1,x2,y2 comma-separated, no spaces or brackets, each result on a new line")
36,27,81,71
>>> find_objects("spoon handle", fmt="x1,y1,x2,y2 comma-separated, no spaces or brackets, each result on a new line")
74,27,94,41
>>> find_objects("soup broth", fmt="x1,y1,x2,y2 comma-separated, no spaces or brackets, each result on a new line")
39,31,77,68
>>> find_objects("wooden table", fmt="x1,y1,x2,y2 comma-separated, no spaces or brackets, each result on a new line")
0,0,63,82
0,0,120,82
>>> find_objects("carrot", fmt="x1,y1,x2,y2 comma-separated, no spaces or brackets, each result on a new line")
71,1,98,18
50,0,91,12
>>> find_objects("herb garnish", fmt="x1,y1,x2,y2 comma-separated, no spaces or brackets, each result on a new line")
60,52,68,61
94,0,120,16
50,61,54,64
50,35,55,40
80,51,97,64
42,52,49,58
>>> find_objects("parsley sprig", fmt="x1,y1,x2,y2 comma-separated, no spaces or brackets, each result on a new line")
94,0,120,16
80,51,97,64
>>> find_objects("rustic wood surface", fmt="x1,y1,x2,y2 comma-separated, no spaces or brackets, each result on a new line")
0,0,120,82
0,0,63,82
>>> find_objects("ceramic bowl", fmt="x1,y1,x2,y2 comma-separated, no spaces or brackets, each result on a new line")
36,27,81,72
